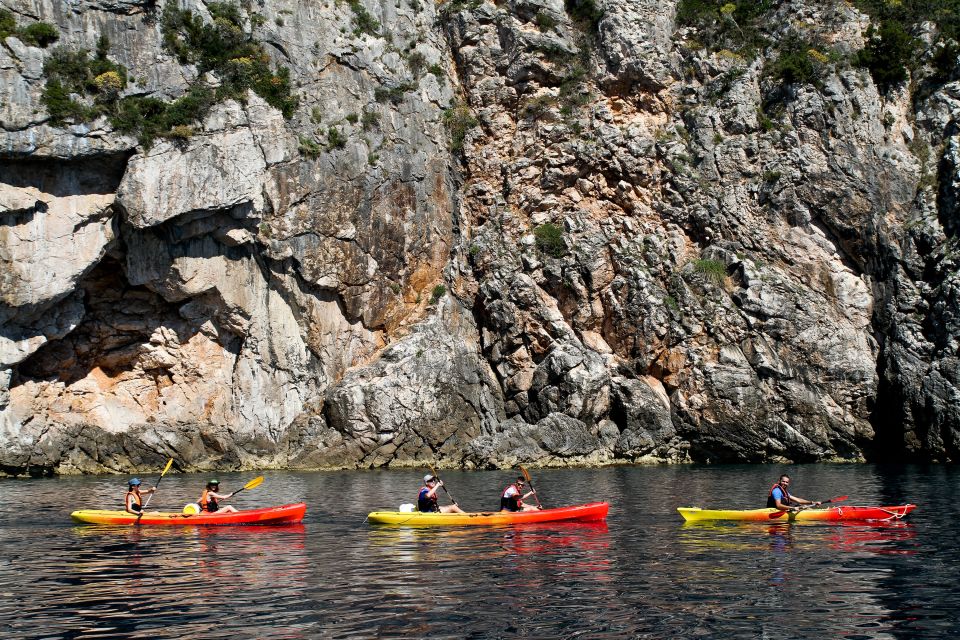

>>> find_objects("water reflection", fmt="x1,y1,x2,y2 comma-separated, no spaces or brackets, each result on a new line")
0,466,956,638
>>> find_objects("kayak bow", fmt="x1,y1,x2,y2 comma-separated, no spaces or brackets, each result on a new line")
71,503,306,526
677,504,916,523
368,502,609,526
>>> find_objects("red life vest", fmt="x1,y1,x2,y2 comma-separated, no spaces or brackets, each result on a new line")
767,482,792,508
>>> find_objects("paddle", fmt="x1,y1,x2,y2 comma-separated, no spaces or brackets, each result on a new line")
774,495,850,517
230,475,264,499
141,458,174,510
427,463,460,508
518,465,543,510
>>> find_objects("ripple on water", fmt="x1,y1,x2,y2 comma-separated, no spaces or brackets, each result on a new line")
0,465,956,638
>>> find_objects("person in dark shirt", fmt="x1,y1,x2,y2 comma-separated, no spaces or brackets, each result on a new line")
417,475,464,513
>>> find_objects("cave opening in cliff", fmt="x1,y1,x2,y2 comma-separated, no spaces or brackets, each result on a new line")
0,154,132,197
12,256,196,388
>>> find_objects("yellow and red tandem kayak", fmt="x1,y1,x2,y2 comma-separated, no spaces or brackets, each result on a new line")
677,504,916,523
70,503,306,525
367,502,609,526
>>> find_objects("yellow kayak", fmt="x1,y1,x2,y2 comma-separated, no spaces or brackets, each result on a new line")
677,505,916,522
367,502,609,526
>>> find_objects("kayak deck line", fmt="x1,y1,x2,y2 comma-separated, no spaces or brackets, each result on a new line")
677,504,917,523
367,502,609,526
70,503,307,526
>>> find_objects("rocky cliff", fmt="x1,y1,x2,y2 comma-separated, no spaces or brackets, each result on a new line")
0,0,957,475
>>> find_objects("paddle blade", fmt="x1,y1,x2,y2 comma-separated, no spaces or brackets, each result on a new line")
825,495,848,504
160,458,174,477
243,475,265,491
519,465,532,483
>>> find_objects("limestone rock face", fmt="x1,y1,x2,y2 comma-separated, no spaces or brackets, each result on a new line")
1,0,958,475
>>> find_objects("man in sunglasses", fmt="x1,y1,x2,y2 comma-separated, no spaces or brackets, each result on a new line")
500,475,540,512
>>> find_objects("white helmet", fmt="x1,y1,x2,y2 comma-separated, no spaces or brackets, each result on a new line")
423,474,435,483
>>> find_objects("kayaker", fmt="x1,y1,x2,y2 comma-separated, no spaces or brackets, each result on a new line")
500,476,540,512
417,475,464,513
125,478,156,514
767,474,820,511
198,479,239,513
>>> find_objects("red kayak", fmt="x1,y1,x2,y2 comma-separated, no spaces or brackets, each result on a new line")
70,503,306,525
367,502,609,525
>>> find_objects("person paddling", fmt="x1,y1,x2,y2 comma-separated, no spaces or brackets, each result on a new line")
125,478,156,515
198,479,239,513
767,474,820,512
418,474,464,513
500,475,541,512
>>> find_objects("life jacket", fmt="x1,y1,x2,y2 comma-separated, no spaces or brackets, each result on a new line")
500,484,522,512
417,485,438,512
199,488,219,513
126,490,142,513
767,482,792,508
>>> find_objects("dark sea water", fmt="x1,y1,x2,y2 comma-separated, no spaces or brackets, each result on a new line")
0,464,956,639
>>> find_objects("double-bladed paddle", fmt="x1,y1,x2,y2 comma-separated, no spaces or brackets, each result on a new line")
428,463,460,508
518,465,543,510
773,495,850,517
230,475,265,498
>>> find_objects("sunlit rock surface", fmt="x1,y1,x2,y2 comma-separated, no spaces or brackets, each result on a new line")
0,0,957,475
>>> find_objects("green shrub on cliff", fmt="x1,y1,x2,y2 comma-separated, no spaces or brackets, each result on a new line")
564,0,603,32
40,3,297,145
693,258,727,285
443,102,478,151
854,20,918,91
161,3,297,117
19,22,59,47
851,0,959,90
766,34,831,88
534,223,567,258
41,43,128,125
347,0,380,37
0,9,15,39
676,0,773,56
0,10,59,47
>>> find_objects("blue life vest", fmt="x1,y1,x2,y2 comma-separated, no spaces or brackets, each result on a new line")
418,486,438,512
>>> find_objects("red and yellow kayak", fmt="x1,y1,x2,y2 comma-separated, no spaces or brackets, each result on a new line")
677,504,916,523
70,503,306,526
367,502,609,526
